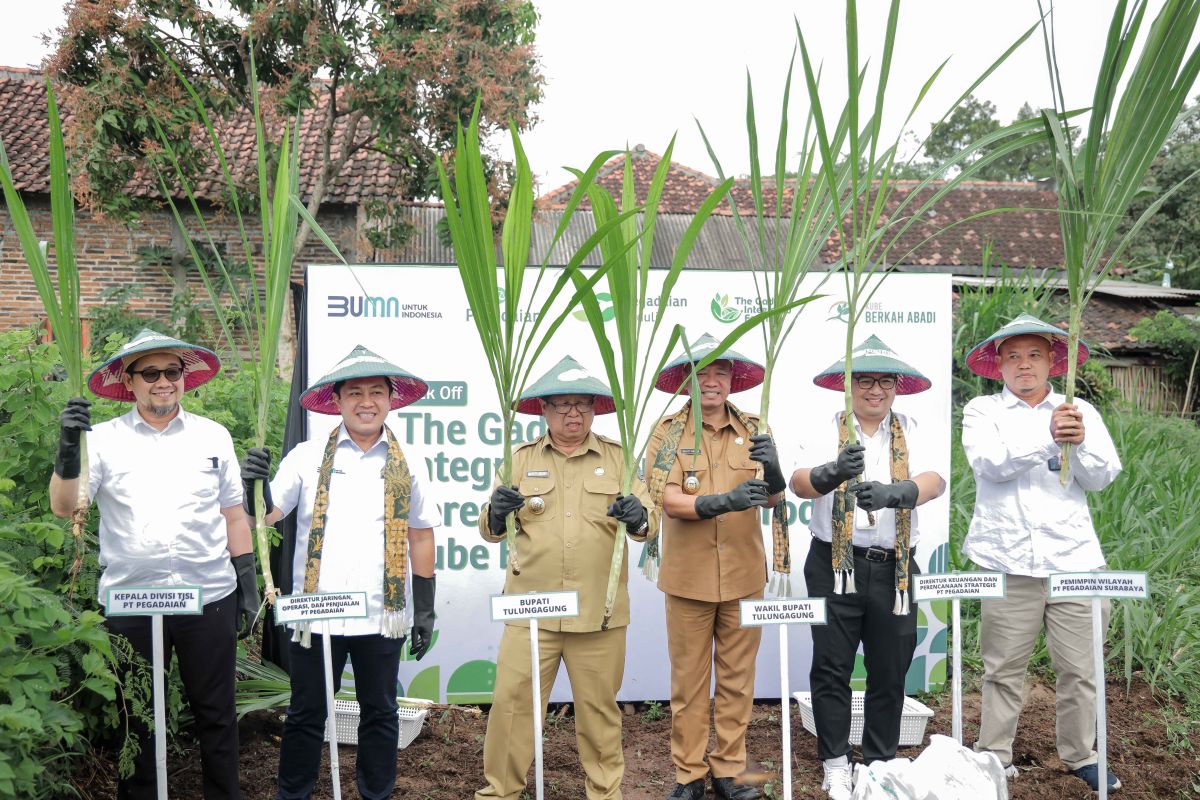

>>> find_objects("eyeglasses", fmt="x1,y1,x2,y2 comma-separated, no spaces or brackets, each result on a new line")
544,399,595,415
853,375,897,390
129,366,184,383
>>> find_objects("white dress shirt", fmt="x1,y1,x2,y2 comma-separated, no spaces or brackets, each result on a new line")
271,423,441,637
88,406,242,607
962,387,1122,577
792,410,934,549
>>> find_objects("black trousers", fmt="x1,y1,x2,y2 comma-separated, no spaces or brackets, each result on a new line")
276,632,404,800
805,538,918,764
105,594,241,800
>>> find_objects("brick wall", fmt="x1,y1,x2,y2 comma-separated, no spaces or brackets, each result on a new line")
0,197,359,332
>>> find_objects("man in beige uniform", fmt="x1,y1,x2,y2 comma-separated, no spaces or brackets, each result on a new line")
474,356,657,800
646,335,788,800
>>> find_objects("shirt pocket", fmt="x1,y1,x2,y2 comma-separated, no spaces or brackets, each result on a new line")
727,448,759,478
582,474,621,525
517,476,558,524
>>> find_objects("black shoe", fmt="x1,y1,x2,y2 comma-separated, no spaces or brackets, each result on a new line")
713,775,762,800
667,779,706,799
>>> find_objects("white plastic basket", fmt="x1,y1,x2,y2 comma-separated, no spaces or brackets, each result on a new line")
793,691,933,747
322,697,432,749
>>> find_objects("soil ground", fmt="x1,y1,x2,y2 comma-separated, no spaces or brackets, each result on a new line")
74,678,1198,799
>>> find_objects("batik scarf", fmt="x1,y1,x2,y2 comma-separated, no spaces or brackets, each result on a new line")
644,401,792,594
293,424,411,647
830,412,912,615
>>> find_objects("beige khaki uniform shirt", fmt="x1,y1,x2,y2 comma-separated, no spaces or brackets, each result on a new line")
479,431,658,632
646,403,767,602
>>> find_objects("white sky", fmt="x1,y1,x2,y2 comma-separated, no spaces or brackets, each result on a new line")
5,2,1196,196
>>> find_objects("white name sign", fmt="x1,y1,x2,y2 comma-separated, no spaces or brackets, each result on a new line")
106,586,203,615
1049,571,1149,599
275,592,369,623
740,598,827,627
491,591,580,621
913,572,1007,601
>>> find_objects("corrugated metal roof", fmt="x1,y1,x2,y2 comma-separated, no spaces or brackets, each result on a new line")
954,275,1200,301
365,208,794,271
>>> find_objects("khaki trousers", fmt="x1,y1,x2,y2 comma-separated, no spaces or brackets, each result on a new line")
475,625,627,800
665,592,762,784
977,573,1110,769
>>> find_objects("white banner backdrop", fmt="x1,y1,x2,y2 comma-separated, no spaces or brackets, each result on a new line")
304,264,952,702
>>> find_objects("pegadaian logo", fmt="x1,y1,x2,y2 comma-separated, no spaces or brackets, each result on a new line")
572,292,616,322
710,293,740,323
328,294,443,319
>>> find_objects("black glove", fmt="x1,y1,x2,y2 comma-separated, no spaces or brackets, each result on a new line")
693,479,771,519
231,552,260,639
849,480,918,512
808,443,866,495
240,447,274,518
55,397,92,479
749,433,787,494
607,494,648,533
487,485,525,536
410,574,436,661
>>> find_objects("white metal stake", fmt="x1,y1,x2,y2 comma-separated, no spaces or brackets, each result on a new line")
530,617,544,800
1093,597,1107,800
952,597,962,744
322,626,343,800
779,624,792,800
151,614,168,800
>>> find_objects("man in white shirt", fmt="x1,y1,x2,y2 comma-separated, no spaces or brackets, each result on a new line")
49,329,256,800
241,345,439,800
789,335,945,800
963,314,1122,793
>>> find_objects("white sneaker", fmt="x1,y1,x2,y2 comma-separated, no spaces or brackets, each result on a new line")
822,756,853,800
1003,763,1018,779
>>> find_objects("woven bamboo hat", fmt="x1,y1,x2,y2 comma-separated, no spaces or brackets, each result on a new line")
812,334,931,395
516,356,616,415
88,328,221,401
654,333,765,394
301,345,428,415
966,313,1089,380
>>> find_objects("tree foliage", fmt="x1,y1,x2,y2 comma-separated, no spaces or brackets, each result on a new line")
51,0,544,240
1120,97,1200,288
905,96,1054,181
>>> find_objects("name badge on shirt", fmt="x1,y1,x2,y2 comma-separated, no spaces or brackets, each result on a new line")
678,448,701,456
1047,456,1062,472
204,456,219,470
526,470,550,478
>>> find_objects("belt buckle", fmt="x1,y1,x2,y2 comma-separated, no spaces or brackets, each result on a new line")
865,546,889,563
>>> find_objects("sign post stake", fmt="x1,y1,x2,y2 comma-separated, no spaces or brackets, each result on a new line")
778,624,791,800
322,622,343,800
1092,597,1106,800
1047,570,1149,800
912,572,1007,746
490,590,580,800
107,586,205,800
530,617,544,800
273,590,371,800
741,596,827,800
951,596,962,744
151,614,168,799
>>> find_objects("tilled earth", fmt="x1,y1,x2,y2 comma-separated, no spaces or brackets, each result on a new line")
75,678,1198,799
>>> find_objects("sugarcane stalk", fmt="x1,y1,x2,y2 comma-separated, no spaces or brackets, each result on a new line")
1060,305,1083,487
600,465,636,631
68,435,89,595
499,429,520,576
254,479,279,603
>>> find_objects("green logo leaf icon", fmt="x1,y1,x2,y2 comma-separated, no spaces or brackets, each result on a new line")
573,292,615,322
710,292,739,323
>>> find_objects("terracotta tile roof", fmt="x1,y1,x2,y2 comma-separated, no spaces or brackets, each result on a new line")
539,146,1065,270
0,69,409,206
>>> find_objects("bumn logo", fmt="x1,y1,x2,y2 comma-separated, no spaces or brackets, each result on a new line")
710,293,739,323
329,294,401,318
572,292,616,322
